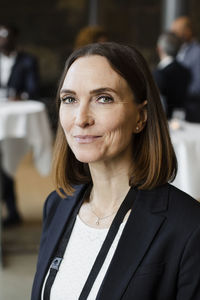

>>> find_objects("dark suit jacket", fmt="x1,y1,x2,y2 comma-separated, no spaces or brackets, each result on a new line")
7,51,39,99
32,183,200,300
177,41,200,122
153,60,190,119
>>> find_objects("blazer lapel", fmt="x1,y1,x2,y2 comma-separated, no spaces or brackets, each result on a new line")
97,185,169,300
33,184,87,299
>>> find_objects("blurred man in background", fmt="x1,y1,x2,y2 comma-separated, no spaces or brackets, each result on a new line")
0,23,40,226
171,16,200,122
153,31,190,119
0,23,39,100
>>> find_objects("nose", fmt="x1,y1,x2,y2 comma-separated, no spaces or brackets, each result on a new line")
75,103,94,128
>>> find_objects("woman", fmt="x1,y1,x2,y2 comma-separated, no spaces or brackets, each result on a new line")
32,43,200,300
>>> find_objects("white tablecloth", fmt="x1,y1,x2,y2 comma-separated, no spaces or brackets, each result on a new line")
170,120,200,200
0,100,53,176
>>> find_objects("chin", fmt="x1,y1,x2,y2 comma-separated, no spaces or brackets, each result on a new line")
73,151,103,164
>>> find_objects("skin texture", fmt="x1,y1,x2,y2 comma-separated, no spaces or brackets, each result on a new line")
59,55,147,228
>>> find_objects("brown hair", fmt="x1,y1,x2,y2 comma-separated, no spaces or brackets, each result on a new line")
53,42,177,196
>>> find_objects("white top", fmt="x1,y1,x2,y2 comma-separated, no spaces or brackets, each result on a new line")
0,52,16,98
157,55,174,69
0,52,16,86
41,215,127,300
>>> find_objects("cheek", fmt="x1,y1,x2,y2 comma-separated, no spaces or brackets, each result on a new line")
59,109,72,133
103,113,135,141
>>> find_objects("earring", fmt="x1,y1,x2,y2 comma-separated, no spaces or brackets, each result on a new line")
136,126,139,131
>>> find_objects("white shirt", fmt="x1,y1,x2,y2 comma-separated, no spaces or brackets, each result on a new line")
157,55,174,70
0,52,16,99
41,215,126,300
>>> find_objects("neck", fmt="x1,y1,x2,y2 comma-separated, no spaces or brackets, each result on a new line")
88,158,132,214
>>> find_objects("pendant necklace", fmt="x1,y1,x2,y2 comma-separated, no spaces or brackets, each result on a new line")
88,202,119,225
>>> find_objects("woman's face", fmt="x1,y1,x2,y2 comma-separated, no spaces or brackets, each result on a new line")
59,55,145,164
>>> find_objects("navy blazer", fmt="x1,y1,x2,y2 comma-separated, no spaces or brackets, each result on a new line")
7,51,39,99
153,60,190,119
32,184,200,300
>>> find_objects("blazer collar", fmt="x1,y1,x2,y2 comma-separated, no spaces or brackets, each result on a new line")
97,184,169,299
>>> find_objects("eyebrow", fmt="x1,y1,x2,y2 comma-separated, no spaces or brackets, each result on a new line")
60,89,76,95
60,87,118,95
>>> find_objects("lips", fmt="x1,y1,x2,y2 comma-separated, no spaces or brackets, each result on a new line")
74,135,101,144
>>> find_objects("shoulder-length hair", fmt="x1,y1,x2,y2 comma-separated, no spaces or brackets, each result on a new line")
53,42,177,196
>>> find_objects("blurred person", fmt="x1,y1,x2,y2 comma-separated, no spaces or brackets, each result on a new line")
74,25,108,49
0,23,40,227
32,42,200,300
0,23,39,100
153,31,190,119
171,16,200,122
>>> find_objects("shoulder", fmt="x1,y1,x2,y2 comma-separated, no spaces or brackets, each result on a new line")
187,41,200,58
43,190,62,218
168,183,200,208
43,184,88,223
165,61,189,75
154,63,177,78
140,184,200,242
41,191,63,230
152,68,166,84
191,41,200,51
141,183,200,227
170,60,186,69
167,184,200,228
153,67,163,77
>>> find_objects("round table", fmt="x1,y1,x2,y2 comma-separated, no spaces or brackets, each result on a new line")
0,100,53,176
170,120,200,200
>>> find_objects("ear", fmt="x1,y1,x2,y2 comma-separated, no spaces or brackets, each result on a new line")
134,100,147,133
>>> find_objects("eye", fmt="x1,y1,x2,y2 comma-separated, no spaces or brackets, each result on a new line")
97,95,114,104
60,96,77,104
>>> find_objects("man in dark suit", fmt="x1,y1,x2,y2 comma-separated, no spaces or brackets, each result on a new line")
0,24,39,100
153,31,190,119
171,16,200,122
0,24,39,226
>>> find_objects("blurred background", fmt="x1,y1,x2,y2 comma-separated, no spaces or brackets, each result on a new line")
0,0,199,99
1,0,200,298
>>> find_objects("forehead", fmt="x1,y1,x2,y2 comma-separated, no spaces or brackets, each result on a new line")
63,55,127,89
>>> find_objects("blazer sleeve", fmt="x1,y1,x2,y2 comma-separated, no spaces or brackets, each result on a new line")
177,224,200,300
